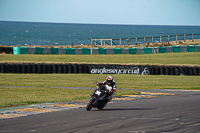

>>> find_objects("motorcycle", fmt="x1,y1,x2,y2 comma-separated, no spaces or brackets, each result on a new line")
86,83,110,111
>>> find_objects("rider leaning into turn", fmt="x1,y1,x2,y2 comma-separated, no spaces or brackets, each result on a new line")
96,76,117,101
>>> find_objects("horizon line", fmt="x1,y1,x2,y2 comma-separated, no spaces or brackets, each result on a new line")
1,20,200,27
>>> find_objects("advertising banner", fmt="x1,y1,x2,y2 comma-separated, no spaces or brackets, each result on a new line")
90,65,150,75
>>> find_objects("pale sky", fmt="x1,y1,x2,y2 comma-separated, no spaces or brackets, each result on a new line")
0,0,200,25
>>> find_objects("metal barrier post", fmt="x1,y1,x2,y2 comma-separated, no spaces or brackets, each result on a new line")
160,36,162,43
184,34,186,42
152,36,154,44
168,35,170,43
192,34,194,42
135,37,137,45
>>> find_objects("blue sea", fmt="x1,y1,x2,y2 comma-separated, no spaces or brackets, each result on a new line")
0,21,200,46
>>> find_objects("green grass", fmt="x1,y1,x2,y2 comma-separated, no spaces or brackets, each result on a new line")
0,87,138,108
0,87,91,108
1,52,200,66
1,74,200,89
0,73,199,108
0,74,200,90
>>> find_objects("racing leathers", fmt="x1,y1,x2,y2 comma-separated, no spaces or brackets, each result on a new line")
97,80,117,101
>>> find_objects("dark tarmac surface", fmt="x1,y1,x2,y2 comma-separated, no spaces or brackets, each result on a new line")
0,89,200,133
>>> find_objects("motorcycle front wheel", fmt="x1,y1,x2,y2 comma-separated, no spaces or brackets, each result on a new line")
86,98,94,111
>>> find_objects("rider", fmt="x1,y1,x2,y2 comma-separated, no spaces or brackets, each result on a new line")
96,76,117,102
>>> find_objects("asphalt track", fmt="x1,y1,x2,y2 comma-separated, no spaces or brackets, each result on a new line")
0,89,200,133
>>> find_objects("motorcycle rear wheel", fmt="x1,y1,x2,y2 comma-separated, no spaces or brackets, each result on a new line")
86,98,94,111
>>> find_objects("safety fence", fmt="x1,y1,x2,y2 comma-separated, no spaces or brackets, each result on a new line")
0,63,199,76
13,45,200,55
13,47,91,55
91,33,200,46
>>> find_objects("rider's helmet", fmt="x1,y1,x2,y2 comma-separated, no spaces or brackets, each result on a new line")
106,76,113,85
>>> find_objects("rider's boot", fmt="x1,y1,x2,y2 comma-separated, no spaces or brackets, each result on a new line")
108,96,112,102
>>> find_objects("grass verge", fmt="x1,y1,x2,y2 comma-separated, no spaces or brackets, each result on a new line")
0,87,138,108
1,52,200,66
0,74,200,90
0,73,200,108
